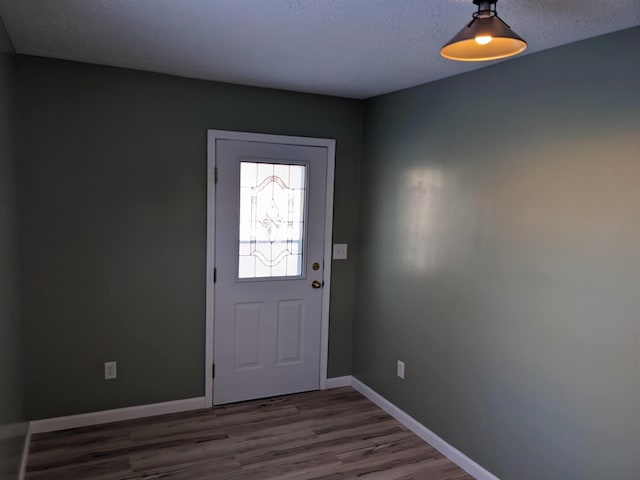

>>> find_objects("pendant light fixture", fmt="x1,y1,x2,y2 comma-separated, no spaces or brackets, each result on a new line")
440,0,527,62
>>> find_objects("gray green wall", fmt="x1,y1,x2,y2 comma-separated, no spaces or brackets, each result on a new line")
0,18,26,480
16,56,361,420
12,22,640,480
355,27,640,480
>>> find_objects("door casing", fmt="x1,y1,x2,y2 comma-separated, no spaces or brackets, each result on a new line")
205,130,336,408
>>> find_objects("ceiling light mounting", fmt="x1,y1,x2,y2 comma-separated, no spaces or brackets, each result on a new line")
440,0,527,62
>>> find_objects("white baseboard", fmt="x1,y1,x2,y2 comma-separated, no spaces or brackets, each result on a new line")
18,423,31,480
350,377,500,480
325,376,352,389
30,397,207,434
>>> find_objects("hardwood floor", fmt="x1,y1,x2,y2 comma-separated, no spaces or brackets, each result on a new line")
26,387,475,479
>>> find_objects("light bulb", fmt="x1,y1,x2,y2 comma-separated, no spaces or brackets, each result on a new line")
475,35,493,45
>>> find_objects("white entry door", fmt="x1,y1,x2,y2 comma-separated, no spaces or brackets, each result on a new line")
212,136,329,405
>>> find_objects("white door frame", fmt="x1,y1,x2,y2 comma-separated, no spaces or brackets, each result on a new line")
205,129,336,408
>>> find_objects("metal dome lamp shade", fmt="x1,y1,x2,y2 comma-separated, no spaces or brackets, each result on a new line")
440,0,527,62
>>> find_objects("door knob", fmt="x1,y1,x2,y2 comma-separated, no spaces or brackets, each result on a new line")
311,280,323,289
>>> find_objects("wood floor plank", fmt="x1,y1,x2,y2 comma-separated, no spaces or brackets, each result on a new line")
26,387,475,480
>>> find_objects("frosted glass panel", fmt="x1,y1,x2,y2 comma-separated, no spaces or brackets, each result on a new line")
238,161,306,279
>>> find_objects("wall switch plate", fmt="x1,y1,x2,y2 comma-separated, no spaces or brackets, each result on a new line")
333,243,348,260
104,361,117,380
397,360,405,379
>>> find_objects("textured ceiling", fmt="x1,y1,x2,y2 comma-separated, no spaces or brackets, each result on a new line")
1,0,639,99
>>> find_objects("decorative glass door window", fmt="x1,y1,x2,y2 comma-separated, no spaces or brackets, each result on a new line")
238,161,307,279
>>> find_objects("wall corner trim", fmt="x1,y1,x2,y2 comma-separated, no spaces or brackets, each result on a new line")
29,397,207,434
325,376,352,389
18,423,32,480
350,377,501,480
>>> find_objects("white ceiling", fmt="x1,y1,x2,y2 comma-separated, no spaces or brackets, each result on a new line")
1,0,639,99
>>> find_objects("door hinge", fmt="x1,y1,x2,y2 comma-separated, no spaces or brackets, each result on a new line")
212,363,215,378
214,166,219,184
214,267,217,283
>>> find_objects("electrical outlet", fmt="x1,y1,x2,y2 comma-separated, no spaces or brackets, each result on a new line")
104,361,117,380
397,360,405,379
